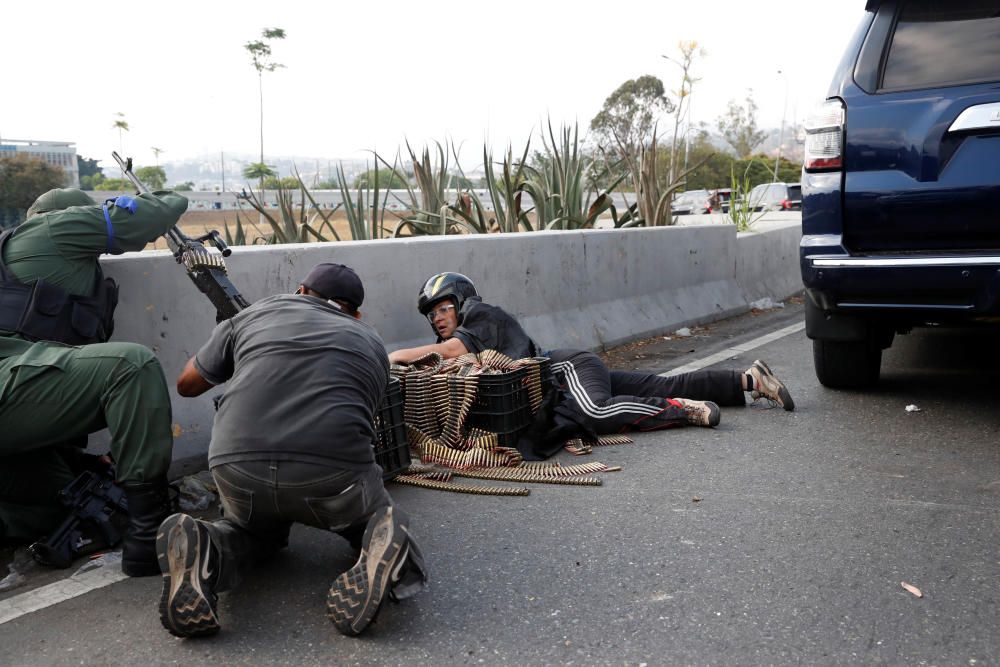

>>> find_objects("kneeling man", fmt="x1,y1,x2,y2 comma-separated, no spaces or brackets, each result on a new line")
159,262,426,638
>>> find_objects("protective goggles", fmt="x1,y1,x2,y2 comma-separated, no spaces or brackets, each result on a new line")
425,303,456,321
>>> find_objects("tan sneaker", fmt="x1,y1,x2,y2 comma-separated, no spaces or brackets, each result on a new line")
157,513,221,638
747,360,795,411
327,506,409,636
673,398,721,427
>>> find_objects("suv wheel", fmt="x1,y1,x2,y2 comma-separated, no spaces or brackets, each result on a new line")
812,338,881,389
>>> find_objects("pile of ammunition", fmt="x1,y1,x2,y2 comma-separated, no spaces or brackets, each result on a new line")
390,351,630,496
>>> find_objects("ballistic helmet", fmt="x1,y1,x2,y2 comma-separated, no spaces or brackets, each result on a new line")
26,189,94,219
417,272,477,316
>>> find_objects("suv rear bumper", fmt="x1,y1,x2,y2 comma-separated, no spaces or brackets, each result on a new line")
802,250,1000,323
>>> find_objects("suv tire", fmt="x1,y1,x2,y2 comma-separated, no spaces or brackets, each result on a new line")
812,338,881,389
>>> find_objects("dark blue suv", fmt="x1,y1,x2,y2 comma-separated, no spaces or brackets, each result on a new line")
800,0,1000,388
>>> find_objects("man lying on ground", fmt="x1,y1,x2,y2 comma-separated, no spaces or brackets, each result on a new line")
389,272,793,455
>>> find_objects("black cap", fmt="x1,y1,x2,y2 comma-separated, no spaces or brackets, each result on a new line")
300,263,364,310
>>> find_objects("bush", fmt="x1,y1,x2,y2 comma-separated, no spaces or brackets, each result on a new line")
0,154,66,212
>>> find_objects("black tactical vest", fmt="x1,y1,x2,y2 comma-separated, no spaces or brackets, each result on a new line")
0,229,119,345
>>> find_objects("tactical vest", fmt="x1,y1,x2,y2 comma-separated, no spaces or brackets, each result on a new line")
0,229,119,345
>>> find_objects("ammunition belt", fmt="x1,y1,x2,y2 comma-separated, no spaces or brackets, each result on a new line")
393,472,530,496
453,468,602,486
564,434,634,456
392,350,626,496
408,426,524,469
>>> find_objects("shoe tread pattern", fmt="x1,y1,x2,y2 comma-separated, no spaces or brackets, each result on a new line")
156,514,220,638
327,507,406,636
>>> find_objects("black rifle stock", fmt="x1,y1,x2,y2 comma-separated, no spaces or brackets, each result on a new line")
28,470,129,569
111,152,250,322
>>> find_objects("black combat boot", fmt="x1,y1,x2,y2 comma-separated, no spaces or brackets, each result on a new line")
122,478,172,577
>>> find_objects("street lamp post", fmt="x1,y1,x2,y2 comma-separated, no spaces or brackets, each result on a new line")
681,125,701,176
774,69,789,182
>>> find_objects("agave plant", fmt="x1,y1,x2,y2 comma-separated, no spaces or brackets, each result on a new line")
526,119,633,230
614,124,712,227
374,141,480,236
228,169,343,244
221,214,250,246
448,142,533,234
333,159,401,241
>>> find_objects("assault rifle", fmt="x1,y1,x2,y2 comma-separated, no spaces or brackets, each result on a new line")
112,152,250,322
28,470,129,568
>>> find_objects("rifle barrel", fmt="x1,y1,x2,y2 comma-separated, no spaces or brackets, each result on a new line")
111,152,150,195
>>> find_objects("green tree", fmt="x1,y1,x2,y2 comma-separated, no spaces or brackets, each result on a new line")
245,27,286,191
135,166,166,190
172,181,195,192
262,175,300,189
0,154,66,214
80,173,106,190
654,130,713,190
352,168,408,190
681,149,801,192
94,178,132,191
243,162,277,183
767,155,801,185
151,146,165,166
77,156,102,180
77,156,104,191
717,92,768,158
590,75,673,160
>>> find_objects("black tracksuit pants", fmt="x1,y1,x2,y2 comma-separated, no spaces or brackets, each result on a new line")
547,349,746,435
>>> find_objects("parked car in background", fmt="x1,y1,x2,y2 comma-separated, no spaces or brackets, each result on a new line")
711,188,733,213
800,0,1000,389
784,183,801,210
745,182,801,212
671,189,712,215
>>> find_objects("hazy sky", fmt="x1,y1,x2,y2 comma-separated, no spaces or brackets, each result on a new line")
3,1,863,171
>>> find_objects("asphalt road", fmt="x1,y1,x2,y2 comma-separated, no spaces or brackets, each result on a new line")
2,304,999,666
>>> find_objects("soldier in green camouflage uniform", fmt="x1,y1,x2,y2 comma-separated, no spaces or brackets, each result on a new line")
0,188,187,576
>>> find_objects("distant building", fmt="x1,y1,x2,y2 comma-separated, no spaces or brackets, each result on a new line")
0,138,79,187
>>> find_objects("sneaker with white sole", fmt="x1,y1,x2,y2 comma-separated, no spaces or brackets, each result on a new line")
327,506,409,636
673,398,721,427
157,513,221,638
747,359,795,411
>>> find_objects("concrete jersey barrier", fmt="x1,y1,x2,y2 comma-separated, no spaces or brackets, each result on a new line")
98,217,802,464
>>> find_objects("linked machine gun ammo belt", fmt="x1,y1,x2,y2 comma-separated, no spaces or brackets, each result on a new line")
112,152,250,322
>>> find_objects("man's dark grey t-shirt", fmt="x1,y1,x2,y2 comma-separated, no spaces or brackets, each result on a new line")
196,294,389,469
444,296,538,360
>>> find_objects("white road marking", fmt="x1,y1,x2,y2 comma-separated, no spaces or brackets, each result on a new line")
0,564,128,626
659,321,806,377
0,321,806,626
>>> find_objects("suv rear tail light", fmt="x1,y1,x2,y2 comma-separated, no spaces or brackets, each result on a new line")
781,199,791,210
804,99,845,172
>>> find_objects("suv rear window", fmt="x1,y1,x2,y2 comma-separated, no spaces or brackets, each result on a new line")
881,1,1000,91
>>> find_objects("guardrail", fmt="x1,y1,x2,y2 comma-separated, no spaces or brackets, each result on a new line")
98,215,802,464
